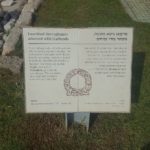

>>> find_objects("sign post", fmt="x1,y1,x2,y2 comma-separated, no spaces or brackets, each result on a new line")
65,112,90,131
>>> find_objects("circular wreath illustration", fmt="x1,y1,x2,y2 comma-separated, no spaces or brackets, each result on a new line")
64,68,92,96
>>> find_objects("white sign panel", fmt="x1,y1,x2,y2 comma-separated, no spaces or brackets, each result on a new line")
23,27,133,113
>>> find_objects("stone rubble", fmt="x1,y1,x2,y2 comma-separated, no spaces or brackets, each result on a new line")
2,0,44,56
0,0,44,73
2,0,27,12
1,0,14,7
4,18,15,32
0,56,23,74
0,10,21,53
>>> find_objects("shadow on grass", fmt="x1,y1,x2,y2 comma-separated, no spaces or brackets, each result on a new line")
131,52,145,103
89,113,98,129
10,36,23,58
66,113,74,128
141,142,150,150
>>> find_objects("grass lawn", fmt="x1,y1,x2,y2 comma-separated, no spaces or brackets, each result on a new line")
0,0,150,149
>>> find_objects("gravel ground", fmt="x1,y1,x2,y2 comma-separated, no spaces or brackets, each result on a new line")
120,0,150,23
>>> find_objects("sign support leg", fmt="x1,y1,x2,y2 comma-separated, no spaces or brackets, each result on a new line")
65,112,90,131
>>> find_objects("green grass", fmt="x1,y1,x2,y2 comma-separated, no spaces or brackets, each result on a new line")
0,0,150,149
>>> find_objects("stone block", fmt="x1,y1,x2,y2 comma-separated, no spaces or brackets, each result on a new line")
2,26,22,55
16,11,32,27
